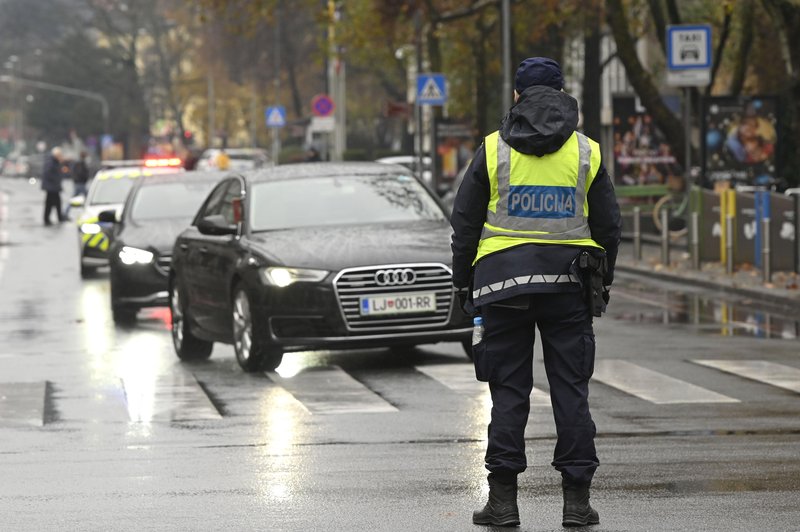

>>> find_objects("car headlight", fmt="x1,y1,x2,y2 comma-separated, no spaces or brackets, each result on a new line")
261,267,328,287
80,223,102,235
119,246,154,265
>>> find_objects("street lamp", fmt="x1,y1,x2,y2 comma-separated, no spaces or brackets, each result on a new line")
0,75,110,148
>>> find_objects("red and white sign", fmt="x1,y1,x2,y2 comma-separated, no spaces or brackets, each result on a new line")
311,94,335,117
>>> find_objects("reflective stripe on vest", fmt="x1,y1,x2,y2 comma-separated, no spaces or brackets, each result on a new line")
472,273,580,300
484,131,591,240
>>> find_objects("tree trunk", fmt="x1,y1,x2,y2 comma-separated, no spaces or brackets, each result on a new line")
729,0,755,96
473,31,489,140
606,0,686,165
582,5,602,140
763,0,800,185
648,0,668,53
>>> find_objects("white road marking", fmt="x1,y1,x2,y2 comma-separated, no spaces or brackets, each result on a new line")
122,368,222,423
0,381,46,427
0,190,8,283
693,360,800,395
593,359,739,404
415,363,551,406
268,365,398,415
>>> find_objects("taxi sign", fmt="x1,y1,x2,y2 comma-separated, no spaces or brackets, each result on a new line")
265,106,287,128
667,25,712,86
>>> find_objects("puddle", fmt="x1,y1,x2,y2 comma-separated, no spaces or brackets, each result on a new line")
611,278,800,341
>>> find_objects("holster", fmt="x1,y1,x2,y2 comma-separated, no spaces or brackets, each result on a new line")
578,251,608,317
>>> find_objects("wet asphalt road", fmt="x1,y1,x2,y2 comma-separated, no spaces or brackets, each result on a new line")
1,177,799,531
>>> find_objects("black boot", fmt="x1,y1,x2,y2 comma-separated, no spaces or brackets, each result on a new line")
562,480,599,527
472,473,520,527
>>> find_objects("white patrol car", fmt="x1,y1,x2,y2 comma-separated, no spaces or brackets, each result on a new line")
73,159,183,278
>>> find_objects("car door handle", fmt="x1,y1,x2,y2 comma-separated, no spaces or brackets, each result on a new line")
178,243,188,251
200,247,209,254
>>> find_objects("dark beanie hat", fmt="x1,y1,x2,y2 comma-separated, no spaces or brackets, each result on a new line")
514,57,564,93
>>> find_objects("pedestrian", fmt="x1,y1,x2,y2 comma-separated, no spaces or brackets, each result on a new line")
305,146,321,162
64,151,90,218
41,147,67,226
450,57,621,528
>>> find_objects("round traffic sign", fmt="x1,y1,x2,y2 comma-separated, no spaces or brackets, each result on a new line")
311,94,335,117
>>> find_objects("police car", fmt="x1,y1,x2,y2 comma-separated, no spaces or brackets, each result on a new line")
73,159,183,278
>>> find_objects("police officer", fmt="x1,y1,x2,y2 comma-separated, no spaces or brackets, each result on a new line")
450,57,621,527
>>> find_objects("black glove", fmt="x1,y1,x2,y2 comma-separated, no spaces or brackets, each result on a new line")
602,287,610,306
455,286,475,315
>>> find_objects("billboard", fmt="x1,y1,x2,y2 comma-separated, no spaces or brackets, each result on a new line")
612,95,683,187
703,97,779,187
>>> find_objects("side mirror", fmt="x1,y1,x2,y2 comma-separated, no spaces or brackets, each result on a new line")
70,195,85,208
197,214,237,236
97,209,117,223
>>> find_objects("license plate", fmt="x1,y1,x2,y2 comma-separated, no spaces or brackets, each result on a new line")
359,292,437,316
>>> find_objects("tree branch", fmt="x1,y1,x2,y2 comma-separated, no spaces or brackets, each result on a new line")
606,0,686,165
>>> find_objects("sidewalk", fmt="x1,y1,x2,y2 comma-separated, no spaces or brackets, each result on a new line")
615,240,800,311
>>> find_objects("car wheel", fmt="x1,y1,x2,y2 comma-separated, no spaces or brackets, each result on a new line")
80,263,95,278
112,305,137,325
170,279,213,361
232,287,283,372
461,339,473,361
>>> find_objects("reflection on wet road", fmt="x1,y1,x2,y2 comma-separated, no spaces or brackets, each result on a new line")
611,274,800,341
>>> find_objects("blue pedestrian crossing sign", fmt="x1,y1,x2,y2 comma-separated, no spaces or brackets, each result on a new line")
417,73,447,105
265,106,286,128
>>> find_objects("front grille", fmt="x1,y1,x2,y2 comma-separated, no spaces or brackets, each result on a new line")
334,263,453,333
155,254,172,275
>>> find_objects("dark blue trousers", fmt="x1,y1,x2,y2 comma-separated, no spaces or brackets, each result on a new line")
478,291,598,485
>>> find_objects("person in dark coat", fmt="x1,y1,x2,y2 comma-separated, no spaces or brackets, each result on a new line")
452,57,622,528
41,147,66,225
64,151,90,218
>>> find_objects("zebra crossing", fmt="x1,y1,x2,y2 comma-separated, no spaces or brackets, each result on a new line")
1,358,799,427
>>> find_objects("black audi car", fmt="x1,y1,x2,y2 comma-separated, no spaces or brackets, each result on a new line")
101,171,224,323
169,162,472,372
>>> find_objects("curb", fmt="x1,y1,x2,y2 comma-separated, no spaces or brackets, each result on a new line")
616,263,800,312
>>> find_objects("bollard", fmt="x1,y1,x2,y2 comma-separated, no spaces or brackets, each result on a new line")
660,207,670,266
691,211,700,270
795,195,800,275
762,217,771,283
725,214,734,275
633,206,641,263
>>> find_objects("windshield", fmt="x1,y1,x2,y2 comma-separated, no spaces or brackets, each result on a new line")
129,181,216,222
88,178,136,205
249,174,445,232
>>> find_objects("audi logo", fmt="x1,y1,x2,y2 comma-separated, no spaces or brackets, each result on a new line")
374,268,416,286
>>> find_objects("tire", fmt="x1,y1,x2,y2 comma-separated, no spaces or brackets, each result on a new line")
80,263,95,279
232,287,283,372
170,279,213,361
652,195,688,239
112,305,137,325
461,339,474,361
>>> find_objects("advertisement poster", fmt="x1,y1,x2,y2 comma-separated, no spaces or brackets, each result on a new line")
703,97,779,187
435,120,475,191
611,95,683,187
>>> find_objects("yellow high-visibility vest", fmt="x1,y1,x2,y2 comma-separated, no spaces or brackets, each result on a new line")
474,130,604,264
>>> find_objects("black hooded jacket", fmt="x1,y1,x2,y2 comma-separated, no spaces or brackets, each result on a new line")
450,86,621,305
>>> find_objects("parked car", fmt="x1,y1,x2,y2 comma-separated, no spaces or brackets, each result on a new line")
102,171,224,324
196,148,271,172
169,162,472,372
376,155,433,187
